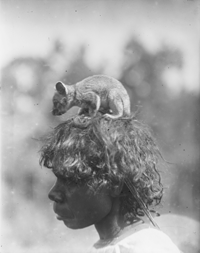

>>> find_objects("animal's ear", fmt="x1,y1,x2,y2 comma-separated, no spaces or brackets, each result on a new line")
55,82,68,95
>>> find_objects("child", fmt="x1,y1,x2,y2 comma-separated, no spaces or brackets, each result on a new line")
40,115,181,252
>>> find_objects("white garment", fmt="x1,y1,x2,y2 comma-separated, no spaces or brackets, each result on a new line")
90,226,181,253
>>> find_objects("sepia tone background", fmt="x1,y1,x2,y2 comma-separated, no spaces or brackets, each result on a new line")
1,0,199,252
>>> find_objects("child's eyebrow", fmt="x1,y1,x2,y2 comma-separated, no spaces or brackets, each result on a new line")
52,170,67,180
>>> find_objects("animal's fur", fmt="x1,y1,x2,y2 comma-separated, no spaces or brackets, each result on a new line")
52,75,131,119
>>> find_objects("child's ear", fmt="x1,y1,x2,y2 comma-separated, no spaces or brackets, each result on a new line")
55,82,68,95
110,181,124,197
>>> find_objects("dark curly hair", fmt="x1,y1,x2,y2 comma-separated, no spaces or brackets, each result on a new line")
40,114,163,221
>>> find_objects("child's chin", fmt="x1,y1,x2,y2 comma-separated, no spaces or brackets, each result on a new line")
63,219,80,229
63,219,92,229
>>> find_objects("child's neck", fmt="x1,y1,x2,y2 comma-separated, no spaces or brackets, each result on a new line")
94,198,125,241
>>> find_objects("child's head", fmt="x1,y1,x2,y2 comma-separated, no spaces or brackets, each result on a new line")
40,115,163,225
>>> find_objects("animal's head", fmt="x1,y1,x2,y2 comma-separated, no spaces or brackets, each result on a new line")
52,81,74,116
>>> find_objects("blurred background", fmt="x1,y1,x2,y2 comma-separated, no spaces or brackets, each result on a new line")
1,0,199,252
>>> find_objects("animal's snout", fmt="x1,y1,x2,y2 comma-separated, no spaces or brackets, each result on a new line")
52,108,64,116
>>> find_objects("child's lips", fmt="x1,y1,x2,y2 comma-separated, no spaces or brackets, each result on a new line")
56,215,63,220
56,215,74,220
53,203,74,220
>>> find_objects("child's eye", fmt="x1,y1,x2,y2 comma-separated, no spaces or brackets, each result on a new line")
55,174,65,180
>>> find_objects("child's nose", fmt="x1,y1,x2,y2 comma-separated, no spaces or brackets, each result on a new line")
48,187,64,203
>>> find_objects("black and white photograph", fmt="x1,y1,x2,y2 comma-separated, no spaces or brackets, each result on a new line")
1,0,199,252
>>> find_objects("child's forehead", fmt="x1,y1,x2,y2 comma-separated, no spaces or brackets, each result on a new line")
52,170,80,184
51,166,85,181
51,166,110,189
51,165,68,178
51,165,68,176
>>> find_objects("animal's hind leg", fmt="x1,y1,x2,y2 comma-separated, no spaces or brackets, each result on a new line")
104,90,123,119
81,92,101,116
92,94,101,116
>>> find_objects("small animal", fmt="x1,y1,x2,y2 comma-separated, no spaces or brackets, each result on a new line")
52,75,131,119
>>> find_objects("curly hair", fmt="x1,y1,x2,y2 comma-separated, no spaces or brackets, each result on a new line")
40,114,163,220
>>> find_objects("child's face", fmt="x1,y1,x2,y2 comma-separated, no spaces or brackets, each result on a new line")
48,177,113,229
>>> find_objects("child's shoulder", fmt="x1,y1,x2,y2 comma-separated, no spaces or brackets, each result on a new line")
92,225,181,253
119,228,180,253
